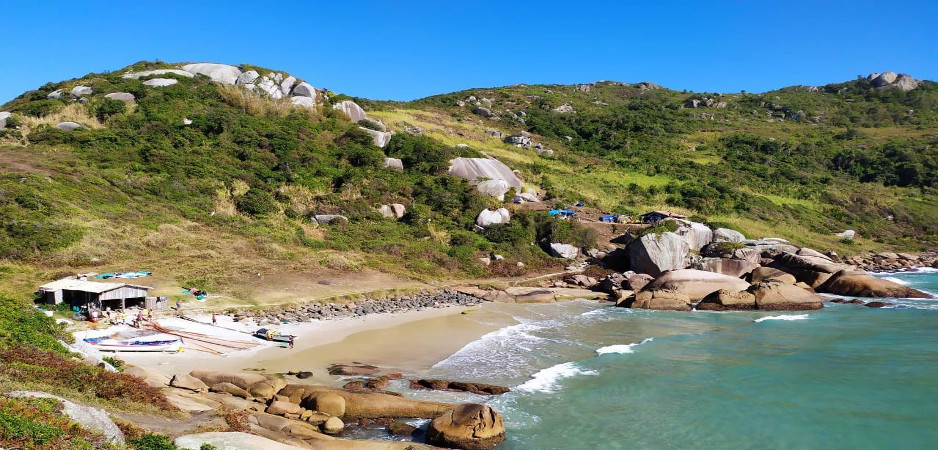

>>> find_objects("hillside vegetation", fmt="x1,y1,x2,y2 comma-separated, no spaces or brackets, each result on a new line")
0,62,936,301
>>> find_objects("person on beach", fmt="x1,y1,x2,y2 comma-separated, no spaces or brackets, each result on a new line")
212,313,217,325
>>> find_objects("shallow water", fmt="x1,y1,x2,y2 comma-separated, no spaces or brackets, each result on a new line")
420,270,938,449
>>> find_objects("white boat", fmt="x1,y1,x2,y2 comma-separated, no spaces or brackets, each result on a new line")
83,337,182,352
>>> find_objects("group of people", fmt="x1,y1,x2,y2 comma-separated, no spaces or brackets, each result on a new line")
81,305,153,327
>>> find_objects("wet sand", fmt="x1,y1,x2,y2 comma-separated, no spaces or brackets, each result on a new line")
119,303,516,382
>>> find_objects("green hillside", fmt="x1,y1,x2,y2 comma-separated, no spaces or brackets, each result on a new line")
0,62,936,300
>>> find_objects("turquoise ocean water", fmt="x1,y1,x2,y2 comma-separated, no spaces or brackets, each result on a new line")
415,270,938,449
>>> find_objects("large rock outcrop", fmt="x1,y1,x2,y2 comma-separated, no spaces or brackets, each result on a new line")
143,78,178,87
868,72,919,91
769,252,851,288
333,100,368,123
713,228,745,242
750,267,797,284
361,127,392,147
742,238,799,258
384,157,404,170
695,257,759,278
123,69,193,79
448,158,522,189
749,281,823,310
476,208,510,227
476,179,511,200
642,269,751,301
174,431,305,450
697,289,756,311
549,243,579,259
628,232,689,277
427,403,506,450
181,63,242,84
276,384,454,419
817,270,932,298
628,289,692,311
675,221,713,251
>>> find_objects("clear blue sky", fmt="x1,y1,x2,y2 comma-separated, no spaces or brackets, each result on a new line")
1,0,936,104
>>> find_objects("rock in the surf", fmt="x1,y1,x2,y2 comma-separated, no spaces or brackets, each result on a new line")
427,403,506,450
642,269,750,301
749,280,823,310
817,269,932,298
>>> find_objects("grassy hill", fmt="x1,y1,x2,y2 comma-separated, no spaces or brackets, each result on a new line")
0,62,936,302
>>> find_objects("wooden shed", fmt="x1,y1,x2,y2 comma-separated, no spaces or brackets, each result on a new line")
38,278,152,310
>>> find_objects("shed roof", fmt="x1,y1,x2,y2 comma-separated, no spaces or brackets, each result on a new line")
39,278,152,294
641,211,687,218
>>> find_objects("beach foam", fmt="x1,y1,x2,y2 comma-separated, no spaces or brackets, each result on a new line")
754,314,810,323
881,277,910,285
516,362,598,393
596,337,654,355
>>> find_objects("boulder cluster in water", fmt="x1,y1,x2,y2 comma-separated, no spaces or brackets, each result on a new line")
535,220,934,312
234,290,484,325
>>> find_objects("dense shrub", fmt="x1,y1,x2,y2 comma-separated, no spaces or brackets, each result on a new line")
236,188,278,216
94,97,126,121
0,345,178,411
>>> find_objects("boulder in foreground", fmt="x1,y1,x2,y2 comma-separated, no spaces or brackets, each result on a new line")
427,403,506,450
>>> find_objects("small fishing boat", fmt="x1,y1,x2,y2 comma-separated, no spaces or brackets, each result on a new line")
254,328,295,345
83,337,182,352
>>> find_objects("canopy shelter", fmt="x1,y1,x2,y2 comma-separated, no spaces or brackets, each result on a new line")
38,278,152,310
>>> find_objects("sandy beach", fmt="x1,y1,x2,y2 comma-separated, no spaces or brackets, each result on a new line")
112,303,516,382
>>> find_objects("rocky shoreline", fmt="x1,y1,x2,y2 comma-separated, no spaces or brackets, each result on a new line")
845,251,938,272
231,290,486,325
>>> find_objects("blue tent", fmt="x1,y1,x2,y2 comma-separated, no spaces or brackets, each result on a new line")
549,209,576,217
599,214,618,223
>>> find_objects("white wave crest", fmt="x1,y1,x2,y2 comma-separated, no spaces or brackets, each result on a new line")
881,277,910,286
754,314,810,323
516,362,597,393
596,337,654,355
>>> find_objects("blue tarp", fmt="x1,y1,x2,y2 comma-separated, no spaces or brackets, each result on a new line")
600,214,618,223
549,209,576,217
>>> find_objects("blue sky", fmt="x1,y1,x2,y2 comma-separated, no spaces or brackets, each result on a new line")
1,1,935,103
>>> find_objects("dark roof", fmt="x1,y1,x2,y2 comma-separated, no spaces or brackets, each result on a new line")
640,211,686,219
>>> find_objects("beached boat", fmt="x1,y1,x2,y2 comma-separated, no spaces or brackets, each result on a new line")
83,337,182,352
254,328,295,344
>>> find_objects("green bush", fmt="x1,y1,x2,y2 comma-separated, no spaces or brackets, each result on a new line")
0,295,69,353
94,97,126,121
3,114,21,129
236,188,278,216
129,433,178,450
17,99,64,118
